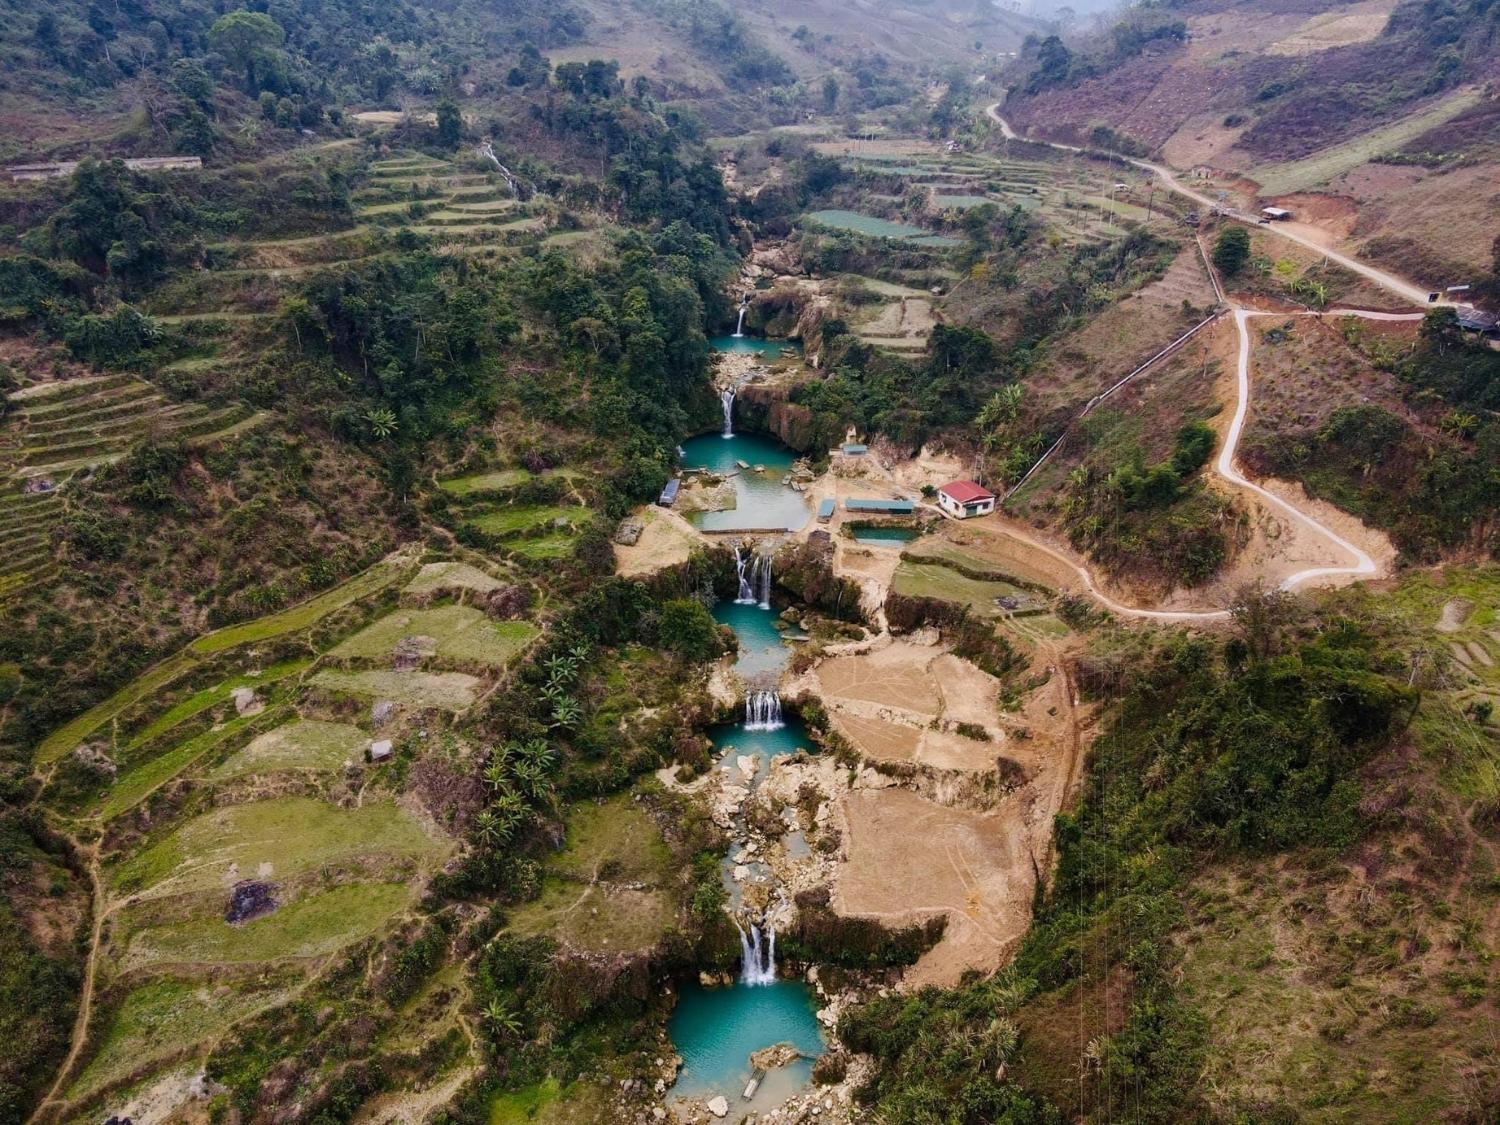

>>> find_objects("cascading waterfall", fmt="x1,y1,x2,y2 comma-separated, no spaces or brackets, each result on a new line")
720,386,736,437
734,545,754,603
733,300,748,338
745,690,783,732
735,919,777,985
733,549,773,608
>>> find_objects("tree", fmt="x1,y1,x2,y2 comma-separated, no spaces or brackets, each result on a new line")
658,598,721,662
1212,226,1251,278
208,10,285,92
436,98,462,148
822,75,839,112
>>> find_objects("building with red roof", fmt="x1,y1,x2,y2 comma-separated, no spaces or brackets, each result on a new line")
936,480,996,519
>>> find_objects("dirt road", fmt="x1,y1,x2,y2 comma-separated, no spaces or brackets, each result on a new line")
985,103,1446,307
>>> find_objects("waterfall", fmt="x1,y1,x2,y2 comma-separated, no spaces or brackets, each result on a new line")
745,690,783,732
734,545,754,603
720,386,736,438
733,301,748,338
733,551,772,608
736,919,777,985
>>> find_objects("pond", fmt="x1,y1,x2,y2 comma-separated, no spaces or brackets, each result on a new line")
709,335,802,356
850,526,919,548
803,209,962,248
711,712,812,783
712,601,794,683
681,432,809,534
669,980,825,1111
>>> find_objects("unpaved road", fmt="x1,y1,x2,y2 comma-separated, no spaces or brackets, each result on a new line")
981,102,1445,619
986,103,1445,307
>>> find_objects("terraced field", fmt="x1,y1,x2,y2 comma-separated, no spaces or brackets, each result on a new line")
827,140,1178,250
0,376,266,600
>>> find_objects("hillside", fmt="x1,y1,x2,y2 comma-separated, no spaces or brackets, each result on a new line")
1000,0,1500,280
1,2,1499,1124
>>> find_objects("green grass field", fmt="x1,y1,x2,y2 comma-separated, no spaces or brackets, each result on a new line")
211,719,369,779
124,884,412,969
330,605,538,667
892,561,1031,617
124,659,311,750
68,978,293,1101
114,796,446,898
310,667,483,711
100,709,276,821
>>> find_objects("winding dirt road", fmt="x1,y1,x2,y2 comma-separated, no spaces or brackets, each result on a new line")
973,103,1444,621
986,103,1442,306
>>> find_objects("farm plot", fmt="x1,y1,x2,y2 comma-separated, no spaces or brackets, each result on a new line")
310,667,482,711
113,796,445,900
329,605,538,668
123,883,413,970
211,719,369,779
404,560,508,597
506,794,678,955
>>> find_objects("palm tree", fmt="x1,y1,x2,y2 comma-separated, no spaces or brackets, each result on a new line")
482,999,523,1040
364,406,398,440
550,696,582,730
473,809,509,847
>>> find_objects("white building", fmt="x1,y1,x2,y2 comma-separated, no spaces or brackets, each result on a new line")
937,480,996,519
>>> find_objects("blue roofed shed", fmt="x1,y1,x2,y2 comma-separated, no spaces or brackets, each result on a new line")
816,498,836,522
841,443,869,455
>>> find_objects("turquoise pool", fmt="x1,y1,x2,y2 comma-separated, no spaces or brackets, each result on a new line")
669,981,825,1109
710,336,801,356
850,526,919,548
682,433,809,534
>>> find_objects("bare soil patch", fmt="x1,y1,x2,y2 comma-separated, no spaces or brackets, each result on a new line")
1264,0,1395,55
613,506,699,577
832,790,1035,987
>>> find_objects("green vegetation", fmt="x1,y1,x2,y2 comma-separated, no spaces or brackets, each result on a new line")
127,883,412,968
331,606,538,667
211,719,368,779
840,595,1420,1120
1212,226,1252,278
1249,318,1500,561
